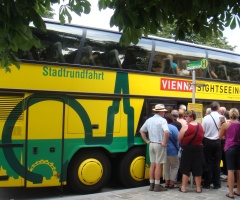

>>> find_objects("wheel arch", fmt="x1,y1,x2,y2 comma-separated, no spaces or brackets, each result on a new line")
118,145,148,188
66,147,112,193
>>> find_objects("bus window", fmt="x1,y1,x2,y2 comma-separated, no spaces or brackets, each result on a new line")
84,29,152,70
231,68,240,81
18,23,84,64
208,50,240,81
126,38,152,71
122,45,151,71
153,40,206,77
83,29,123,68
208,63,229,80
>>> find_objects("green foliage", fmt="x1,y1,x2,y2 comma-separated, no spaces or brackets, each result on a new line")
0,0,239,72
100,0,240,46
0,0,91,72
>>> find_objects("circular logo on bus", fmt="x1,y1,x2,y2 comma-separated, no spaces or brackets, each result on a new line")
200,59,208,70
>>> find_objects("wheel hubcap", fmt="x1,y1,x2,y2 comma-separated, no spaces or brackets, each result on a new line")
130,156,145,181
78,158,103,185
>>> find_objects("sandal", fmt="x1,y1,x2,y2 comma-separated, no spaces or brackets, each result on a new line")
165,184,170,188
179,186,187,193
234,192,240,196
169,184,178,189
196,188,202,193
226,194,234,199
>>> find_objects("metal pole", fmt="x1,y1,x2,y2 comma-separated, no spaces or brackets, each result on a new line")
192,69,196,103
190,69,196,187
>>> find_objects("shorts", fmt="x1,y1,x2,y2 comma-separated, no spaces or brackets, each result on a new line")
225,145,240,170
149,143,167,164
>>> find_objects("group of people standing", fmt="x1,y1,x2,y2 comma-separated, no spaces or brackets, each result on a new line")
139,102,240,199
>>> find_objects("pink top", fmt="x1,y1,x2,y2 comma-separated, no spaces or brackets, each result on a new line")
177,118,187,126
224,122,240,151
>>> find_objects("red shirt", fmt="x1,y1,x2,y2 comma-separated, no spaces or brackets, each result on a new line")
181,123,204,146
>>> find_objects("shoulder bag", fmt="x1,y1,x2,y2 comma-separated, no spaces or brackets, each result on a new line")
210,114,219,131
187,123,199,145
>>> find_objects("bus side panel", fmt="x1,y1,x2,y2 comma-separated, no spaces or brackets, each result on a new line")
62,97,146,181
26,98,64,187
0,95,25,187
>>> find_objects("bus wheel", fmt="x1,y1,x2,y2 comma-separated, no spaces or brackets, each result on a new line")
67,149,111,193
118,147,147,187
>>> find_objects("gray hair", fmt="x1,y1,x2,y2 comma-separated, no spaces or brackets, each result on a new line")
179,104,187,111
211,101,220,111
171,109,179,118
205,108,211,115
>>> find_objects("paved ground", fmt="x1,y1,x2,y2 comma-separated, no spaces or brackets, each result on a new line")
44,180,238,200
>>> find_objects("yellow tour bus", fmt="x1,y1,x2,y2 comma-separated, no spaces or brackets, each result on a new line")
0,20,240,193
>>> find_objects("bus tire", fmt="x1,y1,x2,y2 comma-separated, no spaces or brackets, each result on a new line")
118,147,147,188
67,149,111,194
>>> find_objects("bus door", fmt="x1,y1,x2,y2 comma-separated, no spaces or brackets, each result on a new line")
26,97,64,187
147,99,177,117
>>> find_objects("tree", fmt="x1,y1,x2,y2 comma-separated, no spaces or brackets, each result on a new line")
0,0,91,71
0,0,239,71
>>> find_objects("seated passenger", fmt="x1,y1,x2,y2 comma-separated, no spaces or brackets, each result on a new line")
92,52,102,66
99,49,121,68
179,60,190,76
64,50,77,64
167,55,180,75
215,65,229,80
136,57,147,70
46,42,66,63
80,46,94,65
231,68,240,81
208,64,218,79
108,49,121,68
152,55,163,73
122,49,137,69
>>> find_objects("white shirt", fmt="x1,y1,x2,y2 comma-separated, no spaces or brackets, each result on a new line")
140,114,169,143
202,111,221,140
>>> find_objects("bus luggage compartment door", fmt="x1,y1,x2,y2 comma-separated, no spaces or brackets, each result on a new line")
26,97,64,187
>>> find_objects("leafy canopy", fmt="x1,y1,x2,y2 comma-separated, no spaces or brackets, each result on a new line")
0,0,239,71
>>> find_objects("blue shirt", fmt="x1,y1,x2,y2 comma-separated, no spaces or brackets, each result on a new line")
172,62,178,69
167,124,179,156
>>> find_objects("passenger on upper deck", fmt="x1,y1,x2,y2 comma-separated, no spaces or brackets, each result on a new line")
92,52,102,66
167,55,180,75
151,55,163,72
208,64,218,79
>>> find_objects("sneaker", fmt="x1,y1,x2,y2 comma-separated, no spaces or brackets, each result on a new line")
202,185,210,189
220,174,227,179
213,185,221,189
149,183,154,191
154,184,168,192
